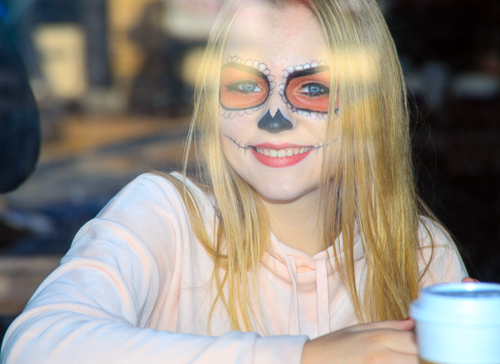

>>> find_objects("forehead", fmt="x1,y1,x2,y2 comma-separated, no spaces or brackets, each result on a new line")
223,2,328,65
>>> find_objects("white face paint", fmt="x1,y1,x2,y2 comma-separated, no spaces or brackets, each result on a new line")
219,1,337,204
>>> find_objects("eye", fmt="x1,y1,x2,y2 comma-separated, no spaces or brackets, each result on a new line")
285,69,330,113
227,80,263,94
220,64,270,110
297,83,329,97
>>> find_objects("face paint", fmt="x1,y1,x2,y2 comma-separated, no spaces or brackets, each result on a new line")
223,133,325,168
257,109,293,133
278,61,330,120
219,3,334,203
220,56,275,118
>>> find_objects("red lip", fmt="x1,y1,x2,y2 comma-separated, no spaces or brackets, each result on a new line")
253,142,307,149
250,146,314,168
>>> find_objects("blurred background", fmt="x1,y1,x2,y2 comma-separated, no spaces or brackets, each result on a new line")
0,0,499,340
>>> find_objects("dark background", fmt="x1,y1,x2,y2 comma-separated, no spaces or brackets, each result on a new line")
386,0,500,281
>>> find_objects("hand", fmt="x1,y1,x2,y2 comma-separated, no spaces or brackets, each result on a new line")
301,319,418,364
462,277,480,283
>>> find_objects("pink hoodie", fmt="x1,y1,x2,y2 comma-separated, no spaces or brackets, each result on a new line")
0,173,467,363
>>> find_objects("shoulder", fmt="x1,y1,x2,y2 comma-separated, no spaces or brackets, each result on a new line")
72,172,213,260
417,216,454,248
97,172,211,223
417,216,468,287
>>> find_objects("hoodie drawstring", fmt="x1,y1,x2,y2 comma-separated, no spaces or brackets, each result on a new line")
284,255,300,335
315,256,330,336
284,254,331,337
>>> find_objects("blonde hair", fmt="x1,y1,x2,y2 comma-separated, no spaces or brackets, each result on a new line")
162,0,435,331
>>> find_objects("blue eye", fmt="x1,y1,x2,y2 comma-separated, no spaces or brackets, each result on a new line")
298,83,329,96
227,80,262,94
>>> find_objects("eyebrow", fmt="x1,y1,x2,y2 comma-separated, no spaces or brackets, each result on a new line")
222,62,267,79
287,65,330,80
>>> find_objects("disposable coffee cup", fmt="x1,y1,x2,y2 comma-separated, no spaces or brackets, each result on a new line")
410,283,500,364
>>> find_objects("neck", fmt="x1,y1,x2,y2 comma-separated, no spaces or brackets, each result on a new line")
259,189,326,256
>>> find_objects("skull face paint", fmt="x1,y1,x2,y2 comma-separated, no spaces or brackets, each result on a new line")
279,62,330,120
257,109,293,133
220,57,330,120
220,57,274,118
218,1,337,203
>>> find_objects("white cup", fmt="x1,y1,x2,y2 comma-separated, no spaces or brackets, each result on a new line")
410,283,500,364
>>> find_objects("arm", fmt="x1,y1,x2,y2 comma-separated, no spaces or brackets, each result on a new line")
301,319,418,364
0,175,307,364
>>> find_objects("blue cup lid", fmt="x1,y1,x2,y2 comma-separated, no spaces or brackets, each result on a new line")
410,283,500,326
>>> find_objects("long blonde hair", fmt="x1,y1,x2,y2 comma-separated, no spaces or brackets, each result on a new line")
163,0,433,331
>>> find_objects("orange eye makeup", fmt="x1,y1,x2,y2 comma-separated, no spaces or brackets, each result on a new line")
284,66,330,114
220,63,270,110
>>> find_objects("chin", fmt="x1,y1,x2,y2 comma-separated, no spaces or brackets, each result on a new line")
250,181,319,204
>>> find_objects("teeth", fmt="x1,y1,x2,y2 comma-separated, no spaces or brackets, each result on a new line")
254,147,312,158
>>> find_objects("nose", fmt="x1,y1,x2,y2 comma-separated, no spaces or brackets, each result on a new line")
257,108,293,133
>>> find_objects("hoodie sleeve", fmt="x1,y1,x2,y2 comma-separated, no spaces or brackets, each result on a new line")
0,174,308,364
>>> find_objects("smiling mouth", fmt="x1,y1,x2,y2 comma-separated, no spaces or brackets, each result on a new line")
252,146,313,158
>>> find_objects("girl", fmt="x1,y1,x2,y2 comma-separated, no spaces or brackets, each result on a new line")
1,0,468,363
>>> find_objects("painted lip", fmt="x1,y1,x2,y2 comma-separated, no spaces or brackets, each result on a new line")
252,142,307,149
249,142,315,168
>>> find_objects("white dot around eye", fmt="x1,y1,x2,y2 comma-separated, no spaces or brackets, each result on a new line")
311,61,318,67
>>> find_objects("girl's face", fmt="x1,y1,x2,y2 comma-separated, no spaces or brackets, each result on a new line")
219,2,335,204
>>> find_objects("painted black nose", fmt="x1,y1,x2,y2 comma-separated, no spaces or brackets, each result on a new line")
257,109,293,133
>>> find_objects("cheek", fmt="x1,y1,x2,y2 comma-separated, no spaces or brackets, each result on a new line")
218,113,261,137
295,115,328,142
